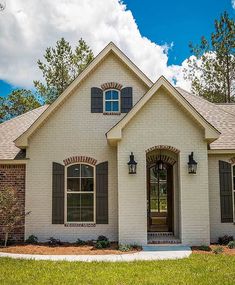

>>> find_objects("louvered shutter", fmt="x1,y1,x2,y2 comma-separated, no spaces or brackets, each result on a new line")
96,161,108,224
121,87,133,113
91,87,103,113
52,162,65,224
219,160,233,223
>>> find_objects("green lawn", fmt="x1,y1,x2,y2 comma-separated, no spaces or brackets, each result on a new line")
0,254,235,285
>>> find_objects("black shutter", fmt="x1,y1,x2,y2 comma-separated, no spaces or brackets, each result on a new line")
96,161,108,224
219,160,233,223
121,87,133,113
52,162,65,224
91,87,103,113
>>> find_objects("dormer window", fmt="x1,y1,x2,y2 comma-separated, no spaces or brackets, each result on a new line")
104,89,120,113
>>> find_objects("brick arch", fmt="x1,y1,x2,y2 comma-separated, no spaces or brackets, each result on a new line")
146,145,180,154
63,156,97,166
147,154,176,166
101,82,123,91
229,157,235,164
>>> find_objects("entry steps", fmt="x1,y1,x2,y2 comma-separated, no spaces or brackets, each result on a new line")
148,232,181,244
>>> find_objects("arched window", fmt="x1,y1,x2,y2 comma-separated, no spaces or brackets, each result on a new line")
66,164,94,222
104,89,120,112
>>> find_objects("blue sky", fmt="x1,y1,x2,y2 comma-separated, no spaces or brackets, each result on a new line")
0,0,234,98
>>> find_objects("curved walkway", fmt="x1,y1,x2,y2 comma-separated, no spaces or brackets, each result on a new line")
0,246,191,262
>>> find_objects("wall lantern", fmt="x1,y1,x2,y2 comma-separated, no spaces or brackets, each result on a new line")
188,152,197,174
127,152,137,174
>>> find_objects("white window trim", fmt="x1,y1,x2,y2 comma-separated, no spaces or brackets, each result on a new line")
65,163,96,224
103,89,120,114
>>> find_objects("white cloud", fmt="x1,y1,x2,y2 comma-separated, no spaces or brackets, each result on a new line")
232,0,235,9
0,0,190,90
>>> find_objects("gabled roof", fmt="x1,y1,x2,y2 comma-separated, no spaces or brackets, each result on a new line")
14,42,153,148
106,76,220,146
0,105,48,160
177,88,235,150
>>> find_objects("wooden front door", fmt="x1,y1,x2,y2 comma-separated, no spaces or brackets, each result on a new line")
147,163,173,232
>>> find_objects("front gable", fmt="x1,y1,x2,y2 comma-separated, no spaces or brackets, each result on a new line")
15,42,152,148
107,77,220,146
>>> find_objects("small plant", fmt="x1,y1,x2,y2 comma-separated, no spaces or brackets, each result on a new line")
97,235,108,242
213,246,224,254
227,241,235,249
218,235,233,245
118,244,132,252
25,235,38,244
130,243,142,251
95,235,110,249
76,238,86,246
48,237,62,246
197,245,211,252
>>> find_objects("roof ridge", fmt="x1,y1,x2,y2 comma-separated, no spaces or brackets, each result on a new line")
0,105,49,127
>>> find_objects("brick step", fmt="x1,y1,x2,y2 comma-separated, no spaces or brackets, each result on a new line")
148,232,173,237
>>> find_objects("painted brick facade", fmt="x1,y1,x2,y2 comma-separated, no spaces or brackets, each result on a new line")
0,164,26,242
25,53,148,242
208,154,235,242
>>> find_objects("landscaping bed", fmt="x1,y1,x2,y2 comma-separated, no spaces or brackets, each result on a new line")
0,242,140,255
192,245,235,255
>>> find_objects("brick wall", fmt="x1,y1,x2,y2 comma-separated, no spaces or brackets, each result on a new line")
0,164,26,242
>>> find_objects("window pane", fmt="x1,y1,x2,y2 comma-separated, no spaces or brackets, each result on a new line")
81,164,93,177
105,101,112,112
111,90,119,100
67,164,80,177
67,193,80,222
81,178,94,191
105,90,112,100
112,101,119,112
67,178,80,191
81,194,94,221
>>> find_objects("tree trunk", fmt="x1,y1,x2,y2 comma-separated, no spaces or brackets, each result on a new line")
4,232,8,247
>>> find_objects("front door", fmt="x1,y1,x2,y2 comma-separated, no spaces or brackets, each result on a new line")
147,163,173,232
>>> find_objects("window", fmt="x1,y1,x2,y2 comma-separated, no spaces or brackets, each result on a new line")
104,89,120,112
66,164,94,222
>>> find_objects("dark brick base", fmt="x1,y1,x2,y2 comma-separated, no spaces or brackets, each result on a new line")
0,164,26,242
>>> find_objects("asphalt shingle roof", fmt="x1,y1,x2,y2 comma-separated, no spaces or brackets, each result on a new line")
0,88,235,160
0,105,48,160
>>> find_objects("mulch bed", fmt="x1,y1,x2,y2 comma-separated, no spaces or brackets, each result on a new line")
0,242,140,255
192,245,235,256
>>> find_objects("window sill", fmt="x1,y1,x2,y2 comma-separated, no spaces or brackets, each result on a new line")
64,223,96,227
103,112,121,115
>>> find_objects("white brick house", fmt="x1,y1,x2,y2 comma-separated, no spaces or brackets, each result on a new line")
1,42,235,246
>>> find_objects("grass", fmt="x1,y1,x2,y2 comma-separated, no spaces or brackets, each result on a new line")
0,254,235,285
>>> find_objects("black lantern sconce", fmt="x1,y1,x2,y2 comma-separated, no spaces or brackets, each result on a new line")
188,152,197,174
128,152,137,174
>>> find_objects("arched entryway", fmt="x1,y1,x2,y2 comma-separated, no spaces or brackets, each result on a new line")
146,146,179,234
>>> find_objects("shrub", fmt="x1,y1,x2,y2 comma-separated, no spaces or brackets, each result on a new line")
218,235,233,245
118,244,132,252
130,243,142,251
76,238,86,246
197,245,211,252
97,235,108,242
227,241,235,249
25,235,38,244
95,240,110,249
48,237,62,246
213,246,224,254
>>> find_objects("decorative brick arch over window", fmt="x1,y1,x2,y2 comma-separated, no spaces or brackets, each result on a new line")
147,154,177,166
101,82,123,91
146,145,180,154
63,156,97,166
229,157,235,164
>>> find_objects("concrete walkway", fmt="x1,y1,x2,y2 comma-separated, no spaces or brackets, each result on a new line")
0,246,191,262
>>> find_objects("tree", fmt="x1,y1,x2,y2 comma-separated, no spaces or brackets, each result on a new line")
0,89,41,123
0,188,30,247
184,11,235,103
34,38,94,104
